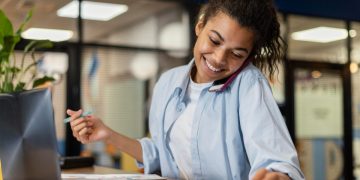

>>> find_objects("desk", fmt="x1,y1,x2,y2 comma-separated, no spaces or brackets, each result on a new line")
62,166,135,174
61,166,164,179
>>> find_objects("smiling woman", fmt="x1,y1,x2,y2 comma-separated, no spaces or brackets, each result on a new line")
66,0,304,179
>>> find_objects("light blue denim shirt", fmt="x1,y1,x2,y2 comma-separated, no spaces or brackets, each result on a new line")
138,60,304,180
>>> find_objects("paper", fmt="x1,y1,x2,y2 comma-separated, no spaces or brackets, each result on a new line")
61,173,166,180
295,70,343,138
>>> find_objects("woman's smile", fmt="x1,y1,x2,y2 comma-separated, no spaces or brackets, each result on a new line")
202,55,224,73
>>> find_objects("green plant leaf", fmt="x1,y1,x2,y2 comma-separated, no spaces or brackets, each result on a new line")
0,35,20,63
25,40,53,53
0,10,14,37
16,9,33,35
15,82,26,92
7,66,21,73
24,40,37,53
0,10,14,58
2,81,14,93
0,51,10,60
32,76,55,88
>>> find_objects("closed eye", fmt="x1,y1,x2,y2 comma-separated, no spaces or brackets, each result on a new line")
209,37,220,45
233,52,244,59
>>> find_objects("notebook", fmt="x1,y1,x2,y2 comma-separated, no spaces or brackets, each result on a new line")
0,88,61,179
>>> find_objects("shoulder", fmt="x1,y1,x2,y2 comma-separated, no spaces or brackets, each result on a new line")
238,64,268,86
152,65,188,96
156,65,187,85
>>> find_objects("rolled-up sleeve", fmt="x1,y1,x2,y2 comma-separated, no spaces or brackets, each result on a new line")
136,137,160,174
239,74,305,179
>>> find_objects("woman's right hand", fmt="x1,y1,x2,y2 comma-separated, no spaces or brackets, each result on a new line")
66,109,112,144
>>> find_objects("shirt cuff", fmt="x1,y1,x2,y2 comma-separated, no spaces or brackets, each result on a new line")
266,162,305,180
137,138,160,174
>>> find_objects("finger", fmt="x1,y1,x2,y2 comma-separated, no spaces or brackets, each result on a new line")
73,122,88,132
86,121,94,126
78,135,89,144
71,110,83,121
66,109,82,116
253,169,268,180
86,128,93,134
79,127,88,136
267,172,290,180
73,132,79,139
70,117,86,127
78,137,88,144
264,172,278,180
67,109,83,122
66,109,74,115
81,139,89,144
74,132,83,142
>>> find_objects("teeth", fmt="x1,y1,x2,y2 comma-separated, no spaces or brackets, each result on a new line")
205,60,221,72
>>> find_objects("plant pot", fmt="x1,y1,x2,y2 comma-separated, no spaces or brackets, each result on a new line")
0,88,60,179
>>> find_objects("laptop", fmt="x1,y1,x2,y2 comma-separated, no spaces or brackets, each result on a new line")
0,88,61,179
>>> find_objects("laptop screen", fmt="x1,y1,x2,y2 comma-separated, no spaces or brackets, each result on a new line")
0,88,61,179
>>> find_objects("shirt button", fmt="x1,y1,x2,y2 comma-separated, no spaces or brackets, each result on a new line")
177,102,185,112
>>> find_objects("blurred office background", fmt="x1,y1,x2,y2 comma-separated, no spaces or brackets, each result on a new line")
2,0,360,179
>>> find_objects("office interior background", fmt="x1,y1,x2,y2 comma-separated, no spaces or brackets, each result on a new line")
2,0,360,179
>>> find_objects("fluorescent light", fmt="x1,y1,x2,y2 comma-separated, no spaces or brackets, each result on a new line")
22,28,73,42
291,27,356,43
57,1,128,21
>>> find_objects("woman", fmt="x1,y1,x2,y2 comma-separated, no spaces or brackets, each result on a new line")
67,0,304,179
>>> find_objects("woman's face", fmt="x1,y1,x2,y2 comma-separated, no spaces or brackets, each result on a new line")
193,12,255,83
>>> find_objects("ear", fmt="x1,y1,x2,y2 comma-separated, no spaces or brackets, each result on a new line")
195,20,205,36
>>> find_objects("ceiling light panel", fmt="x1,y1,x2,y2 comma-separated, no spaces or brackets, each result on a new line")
291,27,354,43
57,1,128,21
22,28,73,42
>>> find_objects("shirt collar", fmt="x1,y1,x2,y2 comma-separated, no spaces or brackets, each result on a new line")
172,59,194,99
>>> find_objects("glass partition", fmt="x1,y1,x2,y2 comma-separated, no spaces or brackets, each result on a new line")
294,66,344,179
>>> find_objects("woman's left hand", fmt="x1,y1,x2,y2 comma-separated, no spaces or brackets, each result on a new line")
253,169,290,180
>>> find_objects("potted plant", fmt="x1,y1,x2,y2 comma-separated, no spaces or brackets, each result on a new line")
0,9,61,179
0,9,54,92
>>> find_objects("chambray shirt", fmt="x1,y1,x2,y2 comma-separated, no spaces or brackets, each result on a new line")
138,60,304,180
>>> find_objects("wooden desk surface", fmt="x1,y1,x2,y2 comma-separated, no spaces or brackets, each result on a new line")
62,165,137,174
61,166,166,180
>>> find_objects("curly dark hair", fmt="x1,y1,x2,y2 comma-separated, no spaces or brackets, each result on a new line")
200,0,286,78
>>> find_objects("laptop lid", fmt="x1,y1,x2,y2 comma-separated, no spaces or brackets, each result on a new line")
0,88,61,180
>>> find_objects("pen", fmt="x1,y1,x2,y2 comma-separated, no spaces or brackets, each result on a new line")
64,111,92,123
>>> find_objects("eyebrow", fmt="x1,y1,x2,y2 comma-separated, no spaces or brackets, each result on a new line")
210,30,249,54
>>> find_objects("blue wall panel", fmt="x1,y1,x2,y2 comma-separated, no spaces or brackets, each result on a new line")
274,0,360,21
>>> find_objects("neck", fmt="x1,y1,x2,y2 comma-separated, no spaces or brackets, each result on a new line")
190,65,199,83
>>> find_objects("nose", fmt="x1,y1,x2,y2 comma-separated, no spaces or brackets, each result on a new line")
213,48,227,66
